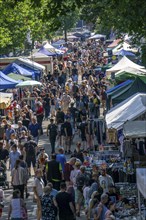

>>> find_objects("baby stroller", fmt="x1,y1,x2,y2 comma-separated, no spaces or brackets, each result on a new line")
0,161,9,189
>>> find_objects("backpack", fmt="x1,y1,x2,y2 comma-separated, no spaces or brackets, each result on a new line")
76,173,86,192
27,141,36,154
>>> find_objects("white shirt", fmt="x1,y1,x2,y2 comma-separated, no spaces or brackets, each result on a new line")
99,174,114,193
70,169,81,188
33,177,44,197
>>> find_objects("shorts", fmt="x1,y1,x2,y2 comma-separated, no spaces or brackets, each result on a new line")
75,188,84,204
26,157,36,168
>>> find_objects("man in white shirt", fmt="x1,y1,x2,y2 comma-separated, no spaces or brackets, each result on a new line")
99,169,114,193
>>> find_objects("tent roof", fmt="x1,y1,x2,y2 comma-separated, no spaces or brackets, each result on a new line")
112,41,138,55
89,34,106,39
116,49,136,57
112,77,146,104
43,42,55,49
106,79,133,94
106,56,144,75
38,47,57,56
0,71,18,89
2,63,33,76
115,66,146,77
15,58,45,71
107,39,121,48
106,93,146,129
123,121,146,138
8,73,30,81
32,52,49,58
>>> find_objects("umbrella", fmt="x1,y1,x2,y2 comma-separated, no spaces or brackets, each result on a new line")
16,80,42,87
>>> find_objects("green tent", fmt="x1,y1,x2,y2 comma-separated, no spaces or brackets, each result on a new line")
8,73,30,81
115,67,146,83
112,77,146,105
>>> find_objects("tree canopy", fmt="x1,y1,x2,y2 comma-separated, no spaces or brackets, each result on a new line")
0,0,146,54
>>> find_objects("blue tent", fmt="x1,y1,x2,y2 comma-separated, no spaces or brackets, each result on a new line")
116,49,136,57
106,80,133,94
0,71,18,89
38,47,57,56
2,63,33,77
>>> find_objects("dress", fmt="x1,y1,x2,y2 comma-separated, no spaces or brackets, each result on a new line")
41,194,56,220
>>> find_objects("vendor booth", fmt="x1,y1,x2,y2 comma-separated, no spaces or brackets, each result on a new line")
136,168,146,219
0,92,13,109
123,121,146,138
106,93,146,130
0,71,18,90
106,56,145,78
111,77,146,106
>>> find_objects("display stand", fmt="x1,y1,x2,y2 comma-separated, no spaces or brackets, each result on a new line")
136,168,146,220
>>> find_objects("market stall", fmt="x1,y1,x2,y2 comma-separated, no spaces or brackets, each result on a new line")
136,168,146,219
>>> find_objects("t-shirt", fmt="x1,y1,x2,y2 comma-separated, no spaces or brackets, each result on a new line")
63,121,72,136
33,177,44,197
0,149,9,161
28,123,40,137
56,154,66,172
56,192,73,218
24,140,37,158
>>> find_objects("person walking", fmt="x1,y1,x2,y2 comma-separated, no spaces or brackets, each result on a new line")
40,186,56,220
33,169,44,220
11,159,26,199
47,118,58,154
23,136,38,176
55,182,76,220
8,189,27,220
28,117,40,144
9,144,21,171
45,154,63,190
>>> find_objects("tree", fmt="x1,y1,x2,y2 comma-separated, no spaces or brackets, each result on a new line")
59,10,79,42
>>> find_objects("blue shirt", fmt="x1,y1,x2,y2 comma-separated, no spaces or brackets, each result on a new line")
5,128,15,140
28,123,40,137
9,151,21,170
56,154,66,172
50,189,58,197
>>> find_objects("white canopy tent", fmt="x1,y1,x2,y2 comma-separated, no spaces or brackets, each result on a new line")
89,34,106,39
115,66,146,77
123,121,146,138
15,58,45,71
106,93,146,130
44,42,64,54
106,56,145,77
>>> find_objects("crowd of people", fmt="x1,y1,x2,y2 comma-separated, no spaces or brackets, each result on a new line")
0,39,121,220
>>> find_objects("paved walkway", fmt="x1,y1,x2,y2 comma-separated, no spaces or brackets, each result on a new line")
2,119,86,219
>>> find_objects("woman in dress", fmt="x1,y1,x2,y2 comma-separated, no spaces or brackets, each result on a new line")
40,186,56,220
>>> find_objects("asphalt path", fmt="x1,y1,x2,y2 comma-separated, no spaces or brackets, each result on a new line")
2,119,86,220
